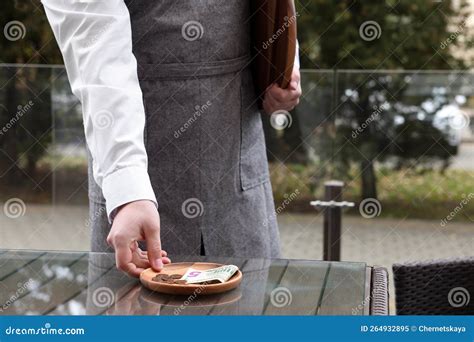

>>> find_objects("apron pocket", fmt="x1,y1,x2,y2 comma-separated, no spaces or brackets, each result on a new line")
240,70,270,191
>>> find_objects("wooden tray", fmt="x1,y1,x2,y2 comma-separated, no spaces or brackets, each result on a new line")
252,0,297,104
140,262,242,296
140,286,242,307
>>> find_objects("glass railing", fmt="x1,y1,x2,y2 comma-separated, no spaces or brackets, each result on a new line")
0,65,473,220
285,70,474,221
0,64,84,213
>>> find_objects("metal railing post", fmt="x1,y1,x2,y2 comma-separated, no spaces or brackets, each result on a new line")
310,180,354,261
323,180,343,261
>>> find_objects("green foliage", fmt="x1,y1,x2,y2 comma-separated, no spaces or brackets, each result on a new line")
296,0,473,69
0,2,62,183
268,1,474,200
0,1,61,64
270,162,474,221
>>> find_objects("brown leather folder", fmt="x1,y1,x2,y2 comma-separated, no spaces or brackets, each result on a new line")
251,0,297,106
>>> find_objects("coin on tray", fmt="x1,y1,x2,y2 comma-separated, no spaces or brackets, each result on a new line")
141,262,243,295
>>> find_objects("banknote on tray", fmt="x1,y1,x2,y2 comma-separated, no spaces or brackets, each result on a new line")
180,265,239,284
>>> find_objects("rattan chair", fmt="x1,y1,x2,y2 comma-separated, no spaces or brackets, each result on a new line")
371,266,389,315
393,257,474,315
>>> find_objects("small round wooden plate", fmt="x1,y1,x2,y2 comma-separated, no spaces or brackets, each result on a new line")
140,262,242,296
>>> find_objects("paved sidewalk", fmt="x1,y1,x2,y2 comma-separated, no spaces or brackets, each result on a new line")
451,142,474,171
279,213,473,266
278,212,473,313
2,204,472,268
1,205,90,251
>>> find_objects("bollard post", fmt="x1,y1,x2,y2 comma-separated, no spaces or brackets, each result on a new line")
323,181,343,261
310,180,354,261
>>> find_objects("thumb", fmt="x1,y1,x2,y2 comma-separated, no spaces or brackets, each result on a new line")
144,225,163,271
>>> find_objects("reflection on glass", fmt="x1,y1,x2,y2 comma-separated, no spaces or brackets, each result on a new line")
0,250,368,316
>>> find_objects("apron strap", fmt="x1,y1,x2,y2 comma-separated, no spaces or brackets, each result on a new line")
138,54,252,80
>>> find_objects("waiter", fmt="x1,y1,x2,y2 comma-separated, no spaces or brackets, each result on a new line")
42,0,301,277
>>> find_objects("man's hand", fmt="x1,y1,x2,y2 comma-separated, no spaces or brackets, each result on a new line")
263,67,302,114
106,200,171,277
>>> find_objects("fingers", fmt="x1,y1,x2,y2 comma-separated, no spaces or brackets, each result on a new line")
114,242,143,277
107,200,167,277
263,68,302,115
136,248,166,258
268,84,301,103
143,224,163,272
132,249,151,269
107,230,141,277
136,248,171,265
264,87,300,112
263,86,301,114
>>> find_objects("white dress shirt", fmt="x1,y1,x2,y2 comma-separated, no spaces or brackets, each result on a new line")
41,0,300,222
42,0,156,222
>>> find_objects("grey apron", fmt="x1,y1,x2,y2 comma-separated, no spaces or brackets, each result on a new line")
87,0,280,258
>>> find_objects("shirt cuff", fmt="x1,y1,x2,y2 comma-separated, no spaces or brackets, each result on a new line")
101,166,157,223
294,40,300,70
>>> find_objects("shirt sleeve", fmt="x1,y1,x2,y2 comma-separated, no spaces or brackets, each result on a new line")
41,0,157,222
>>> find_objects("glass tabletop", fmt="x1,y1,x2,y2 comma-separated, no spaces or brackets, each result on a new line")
0,249,369,315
